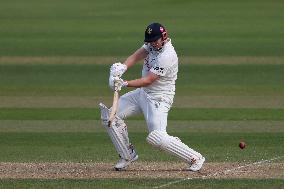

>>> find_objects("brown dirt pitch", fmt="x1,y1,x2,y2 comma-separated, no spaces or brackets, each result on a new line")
0,162,283,179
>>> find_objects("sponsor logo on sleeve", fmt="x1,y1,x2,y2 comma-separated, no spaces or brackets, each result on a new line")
153,66,164,74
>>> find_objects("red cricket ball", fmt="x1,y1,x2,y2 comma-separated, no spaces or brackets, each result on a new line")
239,141,246,149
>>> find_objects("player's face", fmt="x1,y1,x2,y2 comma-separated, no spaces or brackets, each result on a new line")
150,38,163,50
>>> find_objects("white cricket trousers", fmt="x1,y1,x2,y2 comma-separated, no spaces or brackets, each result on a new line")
117,88,171,132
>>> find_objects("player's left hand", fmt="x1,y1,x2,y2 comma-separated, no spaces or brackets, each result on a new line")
109,76,128,91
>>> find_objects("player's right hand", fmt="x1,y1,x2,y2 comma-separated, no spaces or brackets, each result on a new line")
110,62,127,77
109,75,128,91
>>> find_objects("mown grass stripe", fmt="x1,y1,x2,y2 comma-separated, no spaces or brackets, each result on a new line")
1,56,284,65
0,132,283,162
0,63,284,96
0,108,284,121
0,179,283,189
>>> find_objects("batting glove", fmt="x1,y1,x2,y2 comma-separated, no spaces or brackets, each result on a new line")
109,76,128,91
110,62,127,77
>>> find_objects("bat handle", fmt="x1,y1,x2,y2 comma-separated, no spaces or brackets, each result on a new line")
108,90,119,127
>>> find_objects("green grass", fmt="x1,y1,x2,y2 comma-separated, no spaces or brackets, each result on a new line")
0,120,283,133
0,0,283,188
0,63,284,96
0,0,284,56
2,117,284,162
1,108,284,120
0,127,282,162
0,179,283,189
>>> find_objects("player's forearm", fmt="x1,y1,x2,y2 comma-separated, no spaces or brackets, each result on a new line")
126,78,152,88
126,72,159,88
124,48,147,69
124,55,139,68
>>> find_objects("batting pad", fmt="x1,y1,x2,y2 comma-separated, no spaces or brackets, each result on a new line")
99,103,132,160
147,130,202,163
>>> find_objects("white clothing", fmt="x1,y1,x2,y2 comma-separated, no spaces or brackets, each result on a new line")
117,88,170,132
117,39,178,131
141,39,178,105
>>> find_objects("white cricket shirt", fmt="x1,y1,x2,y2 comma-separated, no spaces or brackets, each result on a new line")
142,39,178,104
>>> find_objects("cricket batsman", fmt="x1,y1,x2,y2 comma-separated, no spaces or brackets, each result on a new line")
99,22,205,171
